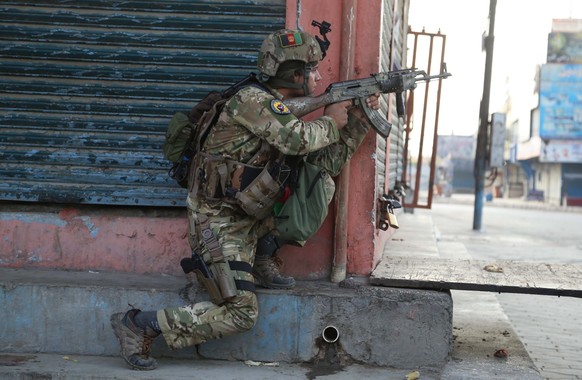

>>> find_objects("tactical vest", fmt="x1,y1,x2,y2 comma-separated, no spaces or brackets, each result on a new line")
187,85,291,220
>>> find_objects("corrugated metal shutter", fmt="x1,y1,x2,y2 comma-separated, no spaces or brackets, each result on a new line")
0,0,285,207
388,0,407,190
377,0,407,193
563,163,582,205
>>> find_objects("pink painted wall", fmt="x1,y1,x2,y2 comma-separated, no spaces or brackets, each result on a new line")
1,0,395,280
0,208,190,276
281,0,390,278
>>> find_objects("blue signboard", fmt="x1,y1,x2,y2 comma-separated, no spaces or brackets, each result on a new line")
539,64,582,139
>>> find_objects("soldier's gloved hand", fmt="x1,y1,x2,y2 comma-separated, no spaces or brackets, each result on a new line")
349,93,381,122
365,93,381,110
324,100,351,129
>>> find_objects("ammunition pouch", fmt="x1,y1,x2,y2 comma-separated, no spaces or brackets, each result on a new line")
233,161,287,220
189,152,227,201
190,152,288,220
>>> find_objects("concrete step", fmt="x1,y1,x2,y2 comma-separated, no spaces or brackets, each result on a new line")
0,267,453,369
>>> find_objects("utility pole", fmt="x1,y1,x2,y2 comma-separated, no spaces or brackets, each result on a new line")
473,0,497,231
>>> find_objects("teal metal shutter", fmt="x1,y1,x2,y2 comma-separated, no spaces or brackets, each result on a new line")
0,0,285,207
378,0,406,193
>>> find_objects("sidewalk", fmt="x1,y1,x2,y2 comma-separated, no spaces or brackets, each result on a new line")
0,353,433,380
430,195,582,379
384,209,542,379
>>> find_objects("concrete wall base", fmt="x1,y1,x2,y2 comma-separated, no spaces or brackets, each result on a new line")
0,268,452,369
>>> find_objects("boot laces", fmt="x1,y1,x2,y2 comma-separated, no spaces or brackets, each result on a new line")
265,255,284,276
141,334,154,356
272,255,283,268
254,255,283,278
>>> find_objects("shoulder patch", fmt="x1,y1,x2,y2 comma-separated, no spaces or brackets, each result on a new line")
270,99,291,115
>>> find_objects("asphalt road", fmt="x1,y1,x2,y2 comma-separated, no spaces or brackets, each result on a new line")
430,199,582,380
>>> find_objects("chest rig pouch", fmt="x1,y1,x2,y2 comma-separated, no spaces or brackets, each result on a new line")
190,147,289,220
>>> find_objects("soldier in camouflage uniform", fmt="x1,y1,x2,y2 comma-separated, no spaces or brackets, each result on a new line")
110,28,380,370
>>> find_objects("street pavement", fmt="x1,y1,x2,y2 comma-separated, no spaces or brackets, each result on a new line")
429,194,582,380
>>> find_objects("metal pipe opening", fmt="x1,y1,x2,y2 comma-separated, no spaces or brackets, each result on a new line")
322,325,340,343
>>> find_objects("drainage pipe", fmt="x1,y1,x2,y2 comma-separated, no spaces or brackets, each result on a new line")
331,0,358,284
322,325,340,343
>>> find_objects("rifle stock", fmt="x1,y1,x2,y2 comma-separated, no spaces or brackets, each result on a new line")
285,68,451,138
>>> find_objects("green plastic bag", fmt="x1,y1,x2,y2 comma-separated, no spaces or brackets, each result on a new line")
275,161,330,242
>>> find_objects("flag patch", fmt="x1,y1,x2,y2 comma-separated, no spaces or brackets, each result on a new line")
270,99,291,115
278,32,303,48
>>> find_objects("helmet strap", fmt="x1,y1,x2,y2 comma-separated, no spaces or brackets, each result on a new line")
267,77,303,90
257,72,270,83
302,63,313,96
266,62,313,96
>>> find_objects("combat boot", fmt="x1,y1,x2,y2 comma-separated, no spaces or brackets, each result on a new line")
110,309,160,370
253,255,296,289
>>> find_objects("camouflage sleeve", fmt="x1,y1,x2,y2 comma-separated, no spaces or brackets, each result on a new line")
224,86,340,156
306,109,371,177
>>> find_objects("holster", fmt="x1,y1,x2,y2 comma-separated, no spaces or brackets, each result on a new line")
196,270,224,305
184,213,256,305
200,261,255,305
181,255,255,305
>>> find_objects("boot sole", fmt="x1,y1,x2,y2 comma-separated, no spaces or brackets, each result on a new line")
255,279,296,290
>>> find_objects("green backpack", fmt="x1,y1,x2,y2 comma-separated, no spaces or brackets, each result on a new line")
163,112,195,163
275,160,331,242
163,74,263,188
163,91,223,188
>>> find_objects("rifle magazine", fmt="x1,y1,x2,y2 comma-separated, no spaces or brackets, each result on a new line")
359,98,392,138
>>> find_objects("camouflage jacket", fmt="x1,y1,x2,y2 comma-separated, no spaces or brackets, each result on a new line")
187,83,371,239
202,84,370,177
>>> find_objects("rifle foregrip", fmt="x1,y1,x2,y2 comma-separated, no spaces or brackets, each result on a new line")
396,92,405,117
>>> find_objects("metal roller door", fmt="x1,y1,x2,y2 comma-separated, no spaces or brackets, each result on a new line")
377,0,407,194
0,0,285,207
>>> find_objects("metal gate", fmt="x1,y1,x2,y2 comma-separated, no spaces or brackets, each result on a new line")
0,0,285,207
401,28,447,209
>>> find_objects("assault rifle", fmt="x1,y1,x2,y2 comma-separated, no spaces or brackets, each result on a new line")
284,67,451,138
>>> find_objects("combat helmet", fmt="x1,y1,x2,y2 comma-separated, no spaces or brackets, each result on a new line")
257,29,323,78
257,23,331,95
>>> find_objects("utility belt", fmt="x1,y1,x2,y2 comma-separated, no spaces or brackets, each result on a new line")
189,151,291,220
181,213,256,305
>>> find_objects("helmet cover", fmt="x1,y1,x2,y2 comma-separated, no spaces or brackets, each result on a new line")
257,29,323,77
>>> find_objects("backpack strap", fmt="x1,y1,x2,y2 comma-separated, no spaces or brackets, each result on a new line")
193,98,230,152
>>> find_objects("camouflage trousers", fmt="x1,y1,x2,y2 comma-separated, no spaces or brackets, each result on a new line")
157,195,271,350
157,291,258,350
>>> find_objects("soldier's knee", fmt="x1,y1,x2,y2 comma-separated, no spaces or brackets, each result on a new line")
238,306,259,332
229,292,259,332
